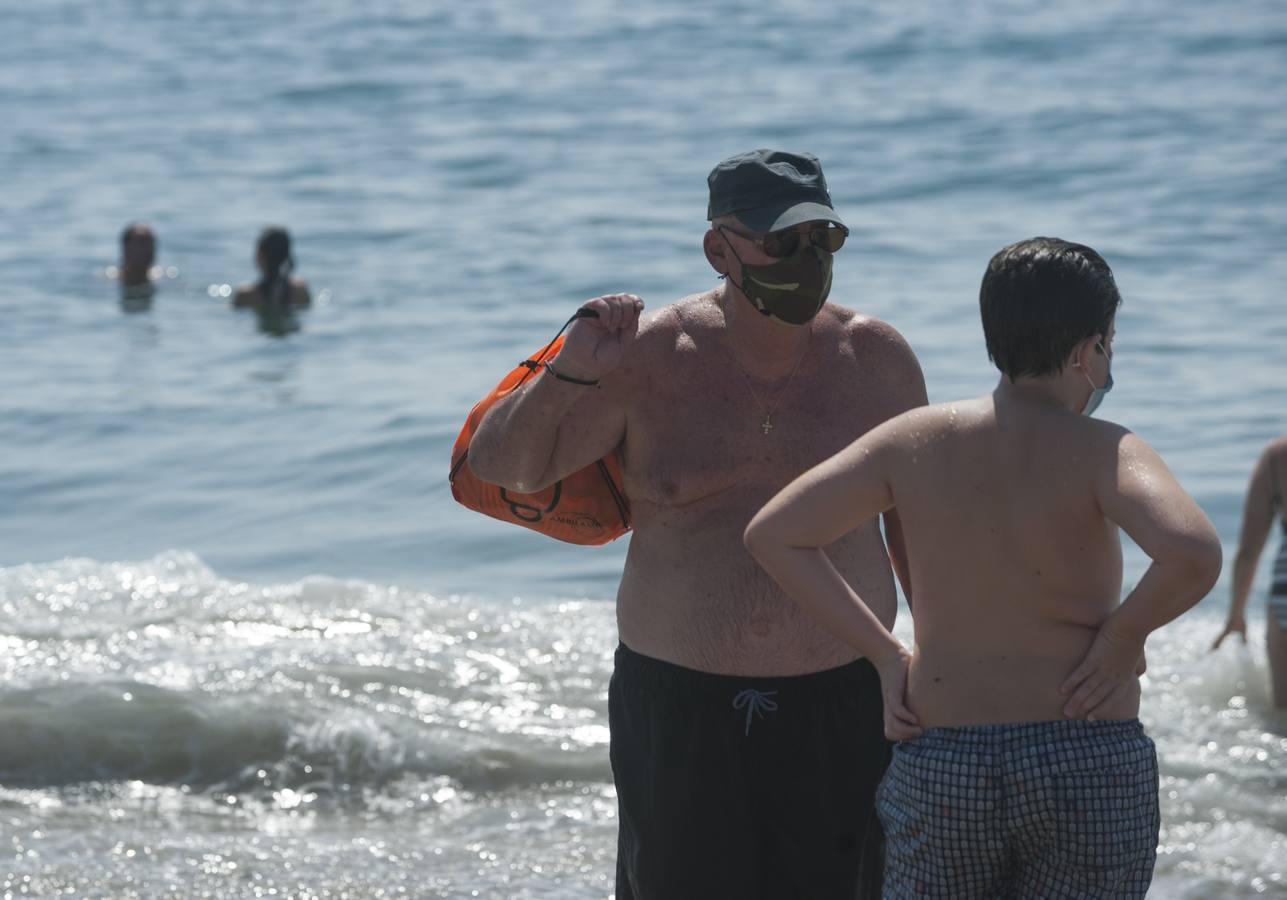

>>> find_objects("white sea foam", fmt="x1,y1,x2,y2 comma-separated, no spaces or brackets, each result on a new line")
0,553,1283,896
3,0,1286,893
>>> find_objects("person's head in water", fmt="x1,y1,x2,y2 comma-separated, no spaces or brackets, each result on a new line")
234,225,309,322
119,223,156,287
256,226,293,285
980,237,1121,383
242,226,307,334
702,149,849,327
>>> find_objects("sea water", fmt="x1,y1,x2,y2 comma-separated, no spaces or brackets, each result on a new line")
2,1,1285,896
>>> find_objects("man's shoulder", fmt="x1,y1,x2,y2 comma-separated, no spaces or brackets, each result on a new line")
824,307,926,409
629,291,714,354
829,307,915,356
592,292,709,395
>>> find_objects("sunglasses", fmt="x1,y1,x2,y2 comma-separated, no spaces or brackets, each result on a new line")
718,222,849,258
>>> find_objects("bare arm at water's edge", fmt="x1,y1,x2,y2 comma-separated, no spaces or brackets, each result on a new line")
1062,430,1223,718
744,418,922,739
1213,441,1281,650
467,294,642,493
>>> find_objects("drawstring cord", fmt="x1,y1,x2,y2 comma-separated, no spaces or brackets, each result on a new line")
515,307,599,386
732,689,779,736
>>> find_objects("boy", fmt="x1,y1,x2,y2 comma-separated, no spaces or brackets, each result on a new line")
744,237,1221,897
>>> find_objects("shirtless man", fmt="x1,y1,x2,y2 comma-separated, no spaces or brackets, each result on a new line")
745,237,1222,898
468,149,926,899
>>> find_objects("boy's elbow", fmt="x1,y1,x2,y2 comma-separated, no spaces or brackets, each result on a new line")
743,514,783,563
743,518,768,558
1171,533,1223,597
1192,538,1224,594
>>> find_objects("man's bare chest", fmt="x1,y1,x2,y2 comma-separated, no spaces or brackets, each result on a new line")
620,363,883,508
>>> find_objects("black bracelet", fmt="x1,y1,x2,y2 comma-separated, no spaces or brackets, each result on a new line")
544,361,600,386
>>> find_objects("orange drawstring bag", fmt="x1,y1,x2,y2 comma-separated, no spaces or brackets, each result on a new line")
448,312,631,545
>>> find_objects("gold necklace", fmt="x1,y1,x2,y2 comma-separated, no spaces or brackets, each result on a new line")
727,325,812,435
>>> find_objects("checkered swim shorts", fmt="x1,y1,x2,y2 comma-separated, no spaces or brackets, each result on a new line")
876,719,1159,899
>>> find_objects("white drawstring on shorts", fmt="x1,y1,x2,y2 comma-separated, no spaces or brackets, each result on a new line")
732,689,779,736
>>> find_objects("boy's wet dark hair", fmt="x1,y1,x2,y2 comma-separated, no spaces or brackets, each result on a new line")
980,237,1121,380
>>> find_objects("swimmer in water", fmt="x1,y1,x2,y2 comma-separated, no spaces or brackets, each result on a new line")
116,222,158,306
233,226,311,313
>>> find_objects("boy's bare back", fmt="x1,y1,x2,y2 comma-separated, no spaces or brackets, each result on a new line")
745,236,1222,897
883,393,1137,725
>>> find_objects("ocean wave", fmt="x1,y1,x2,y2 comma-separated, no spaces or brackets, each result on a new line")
0,553,617,803
0,677,610,797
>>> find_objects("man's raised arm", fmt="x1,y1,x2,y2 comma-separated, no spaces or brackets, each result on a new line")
467,293,642,493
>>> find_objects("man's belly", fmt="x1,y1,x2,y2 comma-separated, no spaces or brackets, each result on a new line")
615,521,897,676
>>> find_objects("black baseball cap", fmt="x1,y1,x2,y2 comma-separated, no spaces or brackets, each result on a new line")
706,149,845,233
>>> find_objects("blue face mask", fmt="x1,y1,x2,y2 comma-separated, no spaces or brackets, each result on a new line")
1080,341,1113,416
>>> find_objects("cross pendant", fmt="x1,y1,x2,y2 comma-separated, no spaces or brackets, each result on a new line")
761,413,773,435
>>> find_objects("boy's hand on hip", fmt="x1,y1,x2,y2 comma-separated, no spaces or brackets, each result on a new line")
1059,626,1145,721
873,647,922,741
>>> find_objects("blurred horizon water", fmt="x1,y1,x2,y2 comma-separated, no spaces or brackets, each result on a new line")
2,1,1286,896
